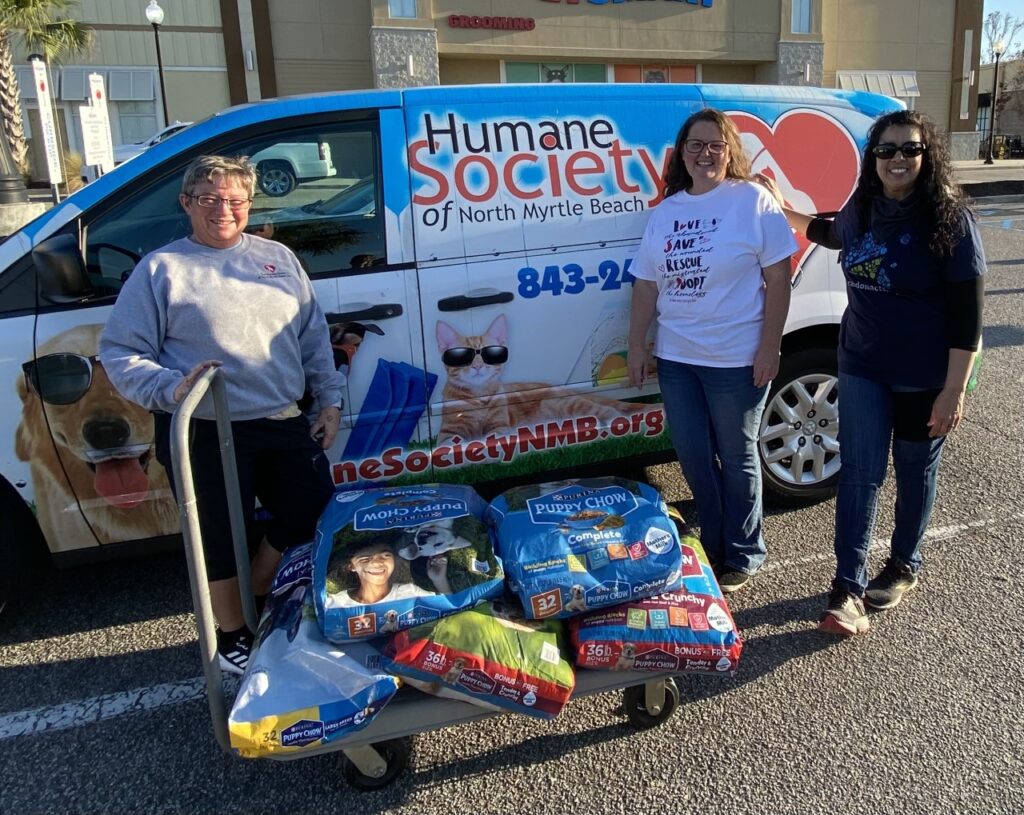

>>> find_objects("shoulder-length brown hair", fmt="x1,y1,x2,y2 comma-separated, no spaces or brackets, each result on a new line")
663,109,752,198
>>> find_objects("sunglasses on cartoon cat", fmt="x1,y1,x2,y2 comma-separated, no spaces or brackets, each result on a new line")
22,353,100,405
871,141,927,159
441,345,509,367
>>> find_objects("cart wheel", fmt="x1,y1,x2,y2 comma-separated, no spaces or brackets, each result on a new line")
622,679,680,730
341,737,412,791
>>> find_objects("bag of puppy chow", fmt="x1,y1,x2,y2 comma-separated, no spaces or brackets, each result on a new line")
487,477,682,620
384,599,575,719
569,532,742,676
228,544,400,757
313,484,503,643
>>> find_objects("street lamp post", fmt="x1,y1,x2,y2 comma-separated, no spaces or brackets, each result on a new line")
145,0,169,125
984,39,1006,165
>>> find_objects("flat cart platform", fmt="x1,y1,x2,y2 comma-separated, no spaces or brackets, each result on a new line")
172,369,681,790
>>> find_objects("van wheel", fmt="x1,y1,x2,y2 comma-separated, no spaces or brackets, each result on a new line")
759,347,841,506
257,161,296,197
0,484,48,618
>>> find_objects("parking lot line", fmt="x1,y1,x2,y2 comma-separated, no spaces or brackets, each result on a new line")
1,511,1021,743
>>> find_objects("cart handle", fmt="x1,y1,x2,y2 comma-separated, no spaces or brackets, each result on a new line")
170,367,254,755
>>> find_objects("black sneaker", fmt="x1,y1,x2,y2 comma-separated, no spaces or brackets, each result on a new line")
864,558,919,610
716,568,751,594
818,586,869,636
216,627,253,675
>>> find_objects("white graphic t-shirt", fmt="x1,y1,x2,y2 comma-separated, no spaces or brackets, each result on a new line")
632,179,797,367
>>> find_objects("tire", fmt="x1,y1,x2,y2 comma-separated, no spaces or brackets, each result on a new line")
257,161,296,197
0,482,48,618
759,346,841,506
341,737,412,791
623,679,680,730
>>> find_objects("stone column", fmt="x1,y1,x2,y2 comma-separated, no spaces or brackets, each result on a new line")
774,40,825,87
370,27,439,88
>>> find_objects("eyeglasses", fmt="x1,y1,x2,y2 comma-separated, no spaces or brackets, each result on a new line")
22,353,99,405
871,141,927,160
683,139,728,155
441,345,509,367
186,194,253,210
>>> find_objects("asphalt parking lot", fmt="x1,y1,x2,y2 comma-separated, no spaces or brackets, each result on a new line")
0,198,1022,815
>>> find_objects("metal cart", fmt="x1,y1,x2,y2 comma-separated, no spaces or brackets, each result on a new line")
172,369,681,791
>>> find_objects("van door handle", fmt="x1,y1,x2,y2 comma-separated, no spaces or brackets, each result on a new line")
437,290,514,312
326,304,403,324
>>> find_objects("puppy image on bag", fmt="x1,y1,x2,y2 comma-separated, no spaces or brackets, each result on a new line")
614,642,637,670
442,657,467,685
564,584,588,613
380,609,401,634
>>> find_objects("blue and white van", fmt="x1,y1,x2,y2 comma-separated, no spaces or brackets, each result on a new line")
0,82,900,605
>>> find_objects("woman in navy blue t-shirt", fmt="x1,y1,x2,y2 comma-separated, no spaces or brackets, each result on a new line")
759,109,985,636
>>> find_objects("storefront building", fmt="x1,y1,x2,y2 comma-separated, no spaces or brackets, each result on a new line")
15,0,985,177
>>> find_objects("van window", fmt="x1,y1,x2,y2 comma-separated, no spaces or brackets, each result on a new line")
84,120,385,290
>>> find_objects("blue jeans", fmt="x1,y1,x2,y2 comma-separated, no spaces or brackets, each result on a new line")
657,358,769,574
833,372,946,596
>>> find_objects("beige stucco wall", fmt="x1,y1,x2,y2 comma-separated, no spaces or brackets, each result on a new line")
821,0,956,126
163,70,232,123
268,0,374,95
439,58,500,86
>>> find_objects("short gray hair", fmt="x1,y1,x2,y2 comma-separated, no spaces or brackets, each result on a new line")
180,155,256,197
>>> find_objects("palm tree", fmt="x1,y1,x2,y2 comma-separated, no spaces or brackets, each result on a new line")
0,0,91,172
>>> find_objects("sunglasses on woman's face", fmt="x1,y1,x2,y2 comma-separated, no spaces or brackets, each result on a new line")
441,345,509,367
22,353,100,405
872,141,927,160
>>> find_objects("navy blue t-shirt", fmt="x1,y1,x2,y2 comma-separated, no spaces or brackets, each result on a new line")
828,195,985,389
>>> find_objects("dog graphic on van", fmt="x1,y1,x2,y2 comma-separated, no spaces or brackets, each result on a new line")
15,324,179,551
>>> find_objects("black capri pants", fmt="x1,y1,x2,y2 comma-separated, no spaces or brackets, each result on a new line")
154,413,334,581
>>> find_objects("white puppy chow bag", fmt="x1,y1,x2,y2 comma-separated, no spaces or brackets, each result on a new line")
313,484,504,643
487,477,683,620
228,544,400,757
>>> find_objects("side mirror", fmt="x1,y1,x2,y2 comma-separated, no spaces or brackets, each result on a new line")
32,233,94,304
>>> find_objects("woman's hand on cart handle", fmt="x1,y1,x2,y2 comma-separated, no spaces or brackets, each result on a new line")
311,405,341,449
173,360,223,403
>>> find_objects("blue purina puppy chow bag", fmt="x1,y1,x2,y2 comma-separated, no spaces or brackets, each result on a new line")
313,484,504,643
487,478,683,620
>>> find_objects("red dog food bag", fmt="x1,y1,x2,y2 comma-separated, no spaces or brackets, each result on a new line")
569,531,742,676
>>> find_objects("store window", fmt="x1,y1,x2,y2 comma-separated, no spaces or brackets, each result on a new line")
792,0,812,34
388,0,416,19
505,63,607,83
614,65,697,84
116,101,159,144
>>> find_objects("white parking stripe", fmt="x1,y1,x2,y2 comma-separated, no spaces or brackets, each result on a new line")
1,512,1022,742
0,677,207,740
762,511,1024,572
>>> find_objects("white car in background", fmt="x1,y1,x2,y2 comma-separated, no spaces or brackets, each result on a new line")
113,121,193,165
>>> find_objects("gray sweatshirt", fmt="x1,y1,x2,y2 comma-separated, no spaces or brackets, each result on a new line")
99,233,342,421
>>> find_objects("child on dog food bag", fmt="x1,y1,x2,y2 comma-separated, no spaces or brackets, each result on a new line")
313,484,504,643
487,477,683,620
569,531,743,675
229,544,401,756
383,599,575,719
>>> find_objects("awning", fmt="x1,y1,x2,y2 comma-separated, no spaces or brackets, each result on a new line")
837,70,921,98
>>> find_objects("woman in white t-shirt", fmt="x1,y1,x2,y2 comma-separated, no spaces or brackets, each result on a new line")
628,109,797,594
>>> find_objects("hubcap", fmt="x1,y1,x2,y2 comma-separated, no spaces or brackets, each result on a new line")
759,372,840,489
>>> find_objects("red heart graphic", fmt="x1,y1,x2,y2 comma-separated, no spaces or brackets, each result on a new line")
730,109,861,269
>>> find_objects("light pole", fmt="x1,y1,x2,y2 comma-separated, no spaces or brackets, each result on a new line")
145,0,169,125
984,39,1006,165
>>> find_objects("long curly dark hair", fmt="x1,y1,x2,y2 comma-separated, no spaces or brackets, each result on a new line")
663,109,752,198
854,109,968,258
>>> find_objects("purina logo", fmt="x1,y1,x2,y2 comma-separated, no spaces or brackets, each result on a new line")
281,719,324,748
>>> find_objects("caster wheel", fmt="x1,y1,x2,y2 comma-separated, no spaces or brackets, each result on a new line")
623,679,680,730
341,737,411,791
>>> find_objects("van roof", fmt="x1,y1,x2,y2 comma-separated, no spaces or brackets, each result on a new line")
17,83,898,244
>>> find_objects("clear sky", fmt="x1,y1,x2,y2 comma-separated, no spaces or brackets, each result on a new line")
984,0,1024,55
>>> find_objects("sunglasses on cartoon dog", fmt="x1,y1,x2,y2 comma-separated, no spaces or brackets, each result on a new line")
22,353,100,405
441,345,509,367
